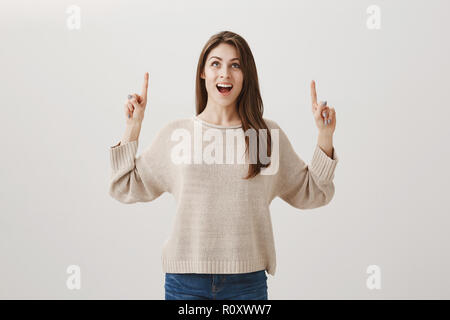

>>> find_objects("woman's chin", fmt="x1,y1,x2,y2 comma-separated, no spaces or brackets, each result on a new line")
212,97,237,107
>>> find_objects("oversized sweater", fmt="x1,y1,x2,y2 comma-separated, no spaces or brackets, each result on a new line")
109,115,339,276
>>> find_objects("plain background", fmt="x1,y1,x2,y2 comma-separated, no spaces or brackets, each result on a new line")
1,0,449,299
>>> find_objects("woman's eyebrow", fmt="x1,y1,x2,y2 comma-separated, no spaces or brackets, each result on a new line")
208,56,240,62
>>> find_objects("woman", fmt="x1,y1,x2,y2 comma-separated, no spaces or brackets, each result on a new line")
109,31,338,300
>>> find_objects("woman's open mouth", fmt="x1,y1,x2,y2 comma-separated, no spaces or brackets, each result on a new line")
216,83,233,96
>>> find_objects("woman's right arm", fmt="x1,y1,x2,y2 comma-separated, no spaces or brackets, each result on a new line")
109,73,168,203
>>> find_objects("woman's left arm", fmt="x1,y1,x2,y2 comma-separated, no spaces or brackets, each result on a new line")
271,80,338,209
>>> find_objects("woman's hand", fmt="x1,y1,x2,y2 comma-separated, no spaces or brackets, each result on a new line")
311,80,336,135
124,72,149,124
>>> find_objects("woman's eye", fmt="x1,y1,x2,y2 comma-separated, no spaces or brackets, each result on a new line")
211,61,240,68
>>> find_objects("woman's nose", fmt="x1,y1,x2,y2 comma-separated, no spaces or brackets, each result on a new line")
219,67,230,78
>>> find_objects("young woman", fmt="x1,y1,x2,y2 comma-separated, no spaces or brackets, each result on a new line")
109,31,338,300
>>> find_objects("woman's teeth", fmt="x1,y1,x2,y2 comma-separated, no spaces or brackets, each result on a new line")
217,84,233,93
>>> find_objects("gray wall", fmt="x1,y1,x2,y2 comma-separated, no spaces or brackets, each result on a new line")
1,0,449,299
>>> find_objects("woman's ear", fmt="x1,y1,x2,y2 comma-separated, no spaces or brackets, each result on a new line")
200,71,205,79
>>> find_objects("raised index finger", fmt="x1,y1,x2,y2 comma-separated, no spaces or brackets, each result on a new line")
141,72,149,100
310,80,318,106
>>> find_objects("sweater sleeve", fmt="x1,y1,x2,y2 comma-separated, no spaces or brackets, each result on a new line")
274,124,339,210
108,127,170,204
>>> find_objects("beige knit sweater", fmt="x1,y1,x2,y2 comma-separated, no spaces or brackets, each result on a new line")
109,115,338,276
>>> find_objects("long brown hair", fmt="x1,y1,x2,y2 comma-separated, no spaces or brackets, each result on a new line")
195,31,272,179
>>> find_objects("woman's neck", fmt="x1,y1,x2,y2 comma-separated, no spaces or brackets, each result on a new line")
197,102,242,127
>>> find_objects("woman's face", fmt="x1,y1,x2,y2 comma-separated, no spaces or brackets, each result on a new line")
201,43,243,107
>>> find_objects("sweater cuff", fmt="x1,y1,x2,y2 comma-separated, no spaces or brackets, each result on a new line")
309,144,338,182
110,140,139,171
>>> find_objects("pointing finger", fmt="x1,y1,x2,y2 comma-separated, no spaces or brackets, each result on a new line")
141,72,149,102
311,80,318,106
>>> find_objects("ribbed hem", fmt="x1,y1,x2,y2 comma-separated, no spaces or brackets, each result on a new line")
162,258,275,276
110,140,139,171
309,145,338,182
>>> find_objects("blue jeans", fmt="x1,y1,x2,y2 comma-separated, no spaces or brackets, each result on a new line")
164,270,268,300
